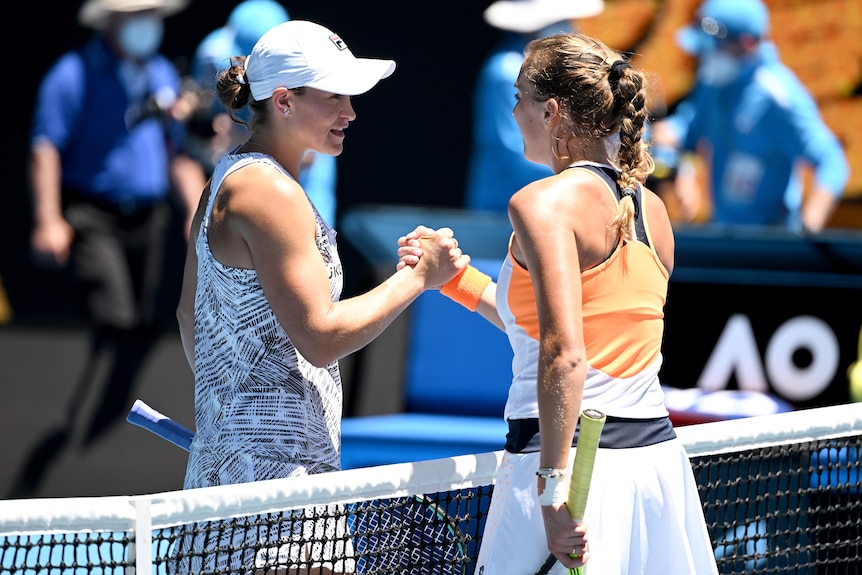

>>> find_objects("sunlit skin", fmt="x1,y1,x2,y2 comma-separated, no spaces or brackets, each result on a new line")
513,77,557,167
177,82,467,374
241,86,356,181
399,56,678,567
282,87,357,160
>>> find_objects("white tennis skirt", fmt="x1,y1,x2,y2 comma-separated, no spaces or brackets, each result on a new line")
475,439,719,574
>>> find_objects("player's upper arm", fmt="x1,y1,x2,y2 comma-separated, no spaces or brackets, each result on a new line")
508,179,584,346
643,188,675,276
227,167,335,351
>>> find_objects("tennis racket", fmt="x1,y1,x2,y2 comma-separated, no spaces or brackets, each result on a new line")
535,408,607,575
126,399,194,451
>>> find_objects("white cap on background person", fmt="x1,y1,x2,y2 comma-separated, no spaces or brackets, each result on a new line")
78,0,189,29
244,20,396,100
484,0,605,34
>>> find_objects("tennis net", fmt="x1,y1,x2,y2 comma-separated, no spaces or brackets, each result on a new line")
1,402,859,575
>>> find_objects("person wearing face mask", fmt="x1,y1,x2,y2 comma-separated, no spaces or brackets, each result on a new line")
649,0,849,234
15,0,207,497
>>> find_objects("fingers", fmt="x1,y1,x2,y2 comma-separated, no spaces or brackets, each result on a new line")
554,548,587,569
397,253,421,269
396,227,465,277
398,226,456,244
397,225,435,270
434,227,455,240
397,236,423,269
398,224,435,246
414,230,461,255
544,509,589,569
551,535,588,569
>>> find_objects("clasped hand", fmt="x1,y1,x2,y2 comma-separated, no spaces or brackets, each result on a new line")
542,503,589,570
396,225,469,289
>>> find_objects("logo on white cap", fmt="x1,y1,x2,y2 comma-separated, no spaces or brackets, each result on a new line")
329,34,347,51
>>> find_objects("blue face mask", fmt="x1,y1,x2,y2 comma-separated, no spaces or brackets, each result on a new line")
119,15,164,59
697,50,741,87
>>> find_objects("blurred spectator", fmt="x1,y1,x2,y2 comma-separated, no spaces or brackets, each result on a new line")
650,0,849,234
14,0,205,497
465,0,605,213
183,0,338,224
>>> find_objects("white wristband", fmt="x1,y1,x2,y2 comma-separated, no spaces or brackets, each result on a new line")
537,473,569,506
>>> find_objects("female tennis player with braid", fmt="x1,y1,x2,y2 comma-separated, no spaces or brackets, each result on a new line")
401,33,718,574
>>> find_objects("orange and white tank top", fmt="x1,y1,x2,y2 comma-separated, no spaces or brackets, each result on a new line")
497,164,670,422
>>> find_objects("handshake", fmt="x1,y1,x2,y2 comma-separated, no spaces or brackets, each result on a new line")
396,226,491,312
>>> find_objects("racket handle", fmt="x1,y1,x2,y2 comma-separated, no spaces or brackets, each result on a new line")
127,399,194,452
534,410,606,575
567,409,606,520
566,409,606,575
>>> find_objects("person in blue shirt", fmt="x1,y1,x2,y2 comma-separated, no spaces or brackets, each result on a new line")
465,0,605,213
18,0,206,496
185,0,338,225
650,0,849,234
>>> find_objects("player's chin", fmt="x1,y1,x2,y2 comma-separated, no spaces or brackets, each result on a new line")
320,135,345,156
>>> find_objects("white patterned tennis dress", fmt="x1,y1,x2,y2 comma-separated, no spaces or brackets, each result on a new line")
183,150,344,490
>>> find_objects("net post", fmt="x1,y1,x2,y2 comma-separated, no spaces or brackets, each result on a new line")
130,497,153,575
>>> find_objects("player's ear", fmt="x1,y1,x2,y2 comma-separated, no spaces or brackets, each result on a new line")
544,98,559,128
271,88,292,116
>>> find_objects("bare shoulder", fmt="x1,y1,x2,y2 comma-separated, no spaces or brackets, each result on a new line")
510,170,607,221
219,163,310,227
210,163,316,267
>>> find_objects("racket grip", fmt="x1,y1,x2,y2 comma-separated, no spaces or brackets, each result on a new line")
564,409,606,575
127,399,194,452
567,408,606,520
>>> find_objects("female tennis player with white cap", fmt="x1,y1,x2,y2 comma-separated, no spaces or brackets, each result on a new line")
174,20,468,574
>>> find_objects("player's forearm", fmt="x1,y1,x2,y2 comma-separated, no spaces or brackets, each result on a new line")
29,143,64,225
291,265,426,367
475,282,504,330
801,187,840,233
537,359,584,469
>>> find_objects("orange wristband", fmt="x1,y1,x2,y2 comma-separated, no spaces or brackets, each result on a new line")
440,266,492,311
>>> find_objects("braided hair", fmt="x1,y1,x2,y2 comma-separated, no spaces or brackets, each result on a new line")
521,33,654,242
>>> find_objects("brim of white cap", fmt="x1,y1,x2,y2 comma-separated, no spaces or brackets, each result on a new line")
78,0,189,29
484,0,605,33
306,58,396,96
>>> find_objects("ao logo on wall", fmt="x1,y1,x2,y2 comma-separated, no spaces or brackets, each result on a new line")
698,314,841,401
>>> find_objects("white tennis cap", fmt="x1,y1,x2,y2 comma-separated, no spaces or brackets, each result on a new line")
245,20,396,100
484,0,605,34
